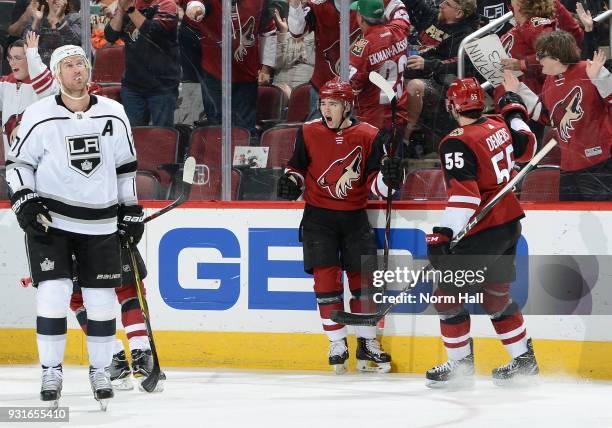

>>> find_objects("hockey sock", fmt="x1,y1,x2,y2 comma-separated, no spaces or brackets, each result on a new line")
116,284,150,351
434,288,471,360
82,288,116,369
347,271,377,339
36,279,72,367
481,284,528,358
314,266,347,341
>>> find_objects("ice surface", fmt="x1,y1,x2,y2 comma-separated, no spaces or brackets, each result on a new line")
1,366,612,428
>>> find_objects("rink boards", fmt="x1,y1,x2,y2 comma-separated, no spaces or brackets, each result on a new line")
2,201,612,379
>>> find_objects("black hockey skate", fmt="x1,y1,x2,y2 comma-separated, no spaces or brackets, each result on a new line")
131,349,166,392
89,366,114,411
426,339,475,389
40,364,63,409
328,338,349,374
356,338,391,373
492,338,539,386
109,350,133,390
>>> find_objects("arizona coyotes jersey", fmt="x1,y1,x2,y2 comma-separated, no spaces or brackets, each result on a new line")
5,95,138,235
500,17,555,96
349,17,410,129
286,119,386,210
187,0,276,83
438,115,536,238
289,0,408,90
1,48,56,158
539,62,612,171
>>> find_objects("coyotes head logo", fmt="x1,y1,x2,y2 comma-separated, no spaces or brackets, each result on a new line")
551,86,584,142
317,146,362,199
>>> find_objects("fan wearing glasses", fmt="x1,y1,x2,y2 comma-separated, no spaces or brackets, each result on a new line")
1,30,57,159
503,30,612,201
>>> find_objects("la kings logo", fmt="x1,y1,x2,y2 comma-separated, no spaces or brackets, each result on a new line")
66,134,102,177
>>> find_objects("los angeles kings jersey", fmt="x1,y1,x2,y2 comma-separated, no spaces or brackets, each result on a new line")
438,115,536,238
286,119,389,210
6,95,138,235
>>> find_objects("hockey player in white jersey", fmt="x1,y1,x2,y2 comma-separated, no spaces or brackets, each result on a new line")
5,45,143,411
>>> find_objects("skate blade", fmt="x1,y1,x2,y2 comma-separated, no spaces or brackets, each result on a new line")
112,376,134,391
425,376,475,390
45,400,59,410
492,373,540,388
332,362,348,375
356,360,391,373
97,399,110,412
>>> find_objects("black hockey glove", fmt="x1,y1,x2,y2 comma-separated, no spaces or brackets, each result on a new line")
277,173,302,200
117,204,145,245
10,189,52,235
498,91,529,123
380,156,404,190
426,227,453,270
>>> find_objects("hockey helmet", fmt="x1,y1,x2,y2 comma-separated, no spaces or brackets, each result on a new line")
319,77,355,105
50,45,91,80
446,77,485,113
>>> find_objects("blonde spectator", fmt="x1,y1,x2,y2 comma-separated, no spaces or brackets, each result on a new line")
272,0,314,100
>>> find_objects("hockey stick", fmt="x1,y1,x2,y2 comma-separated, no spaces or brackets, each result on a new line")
330,138,559,326
144,156,196,223
127,243,164,393
368,71,400,329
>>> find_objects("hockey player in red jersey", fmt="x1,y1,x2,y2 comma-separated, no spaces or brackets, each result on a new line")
277,78,404,374
425,77,539,387
288,0,408,118
349,0,410,135
504,31,612,200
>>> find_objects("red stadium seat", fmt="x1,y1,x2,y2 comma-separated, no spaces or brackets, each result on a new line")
401,169,447,201
98,85,121,103
0,139,5,166
92,45,125,85
136,171,162,200
286,83,312,123
186,127,250,200
519,168,560,202
257,85,287,129
260,126,299,168
132,126,179,191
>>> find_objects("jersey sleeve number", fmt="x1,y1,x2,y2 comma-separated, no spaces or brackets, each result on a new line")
491,145,515,184
445,152,464,169
377,55,407,105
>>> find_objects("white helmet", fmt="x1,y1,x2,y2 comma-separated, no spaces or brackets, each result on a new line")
50,45,91,80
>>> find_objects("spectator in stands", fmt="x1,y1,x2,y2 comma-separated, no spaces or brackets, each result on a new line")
271,0,314,100
402,0,480,156
91,1,125,51
287,0,408,120
21,0,82,66
503,31,612,201
575,2,610,63
1,31,56,158
105,0,180,127
8,1,37,41
183,0,277,138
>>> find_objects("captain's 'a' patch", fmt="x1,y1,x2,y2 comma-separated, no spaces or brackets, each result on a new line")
66,134,102,177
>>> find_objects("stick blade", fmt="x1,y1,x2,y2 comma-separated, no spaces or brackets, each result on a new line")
330,310,380,326
140,364,163,393
368,71,396,102
183,156,196,185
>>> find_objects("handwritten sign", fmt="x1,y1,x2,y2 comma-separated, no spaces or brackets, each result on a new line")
465,34,522,87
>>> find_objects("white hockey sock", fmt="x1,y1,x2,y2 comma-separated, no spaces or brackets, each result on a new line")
36,279,72,367
82,288,116,369
354,325,377,340
129,336,151,352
